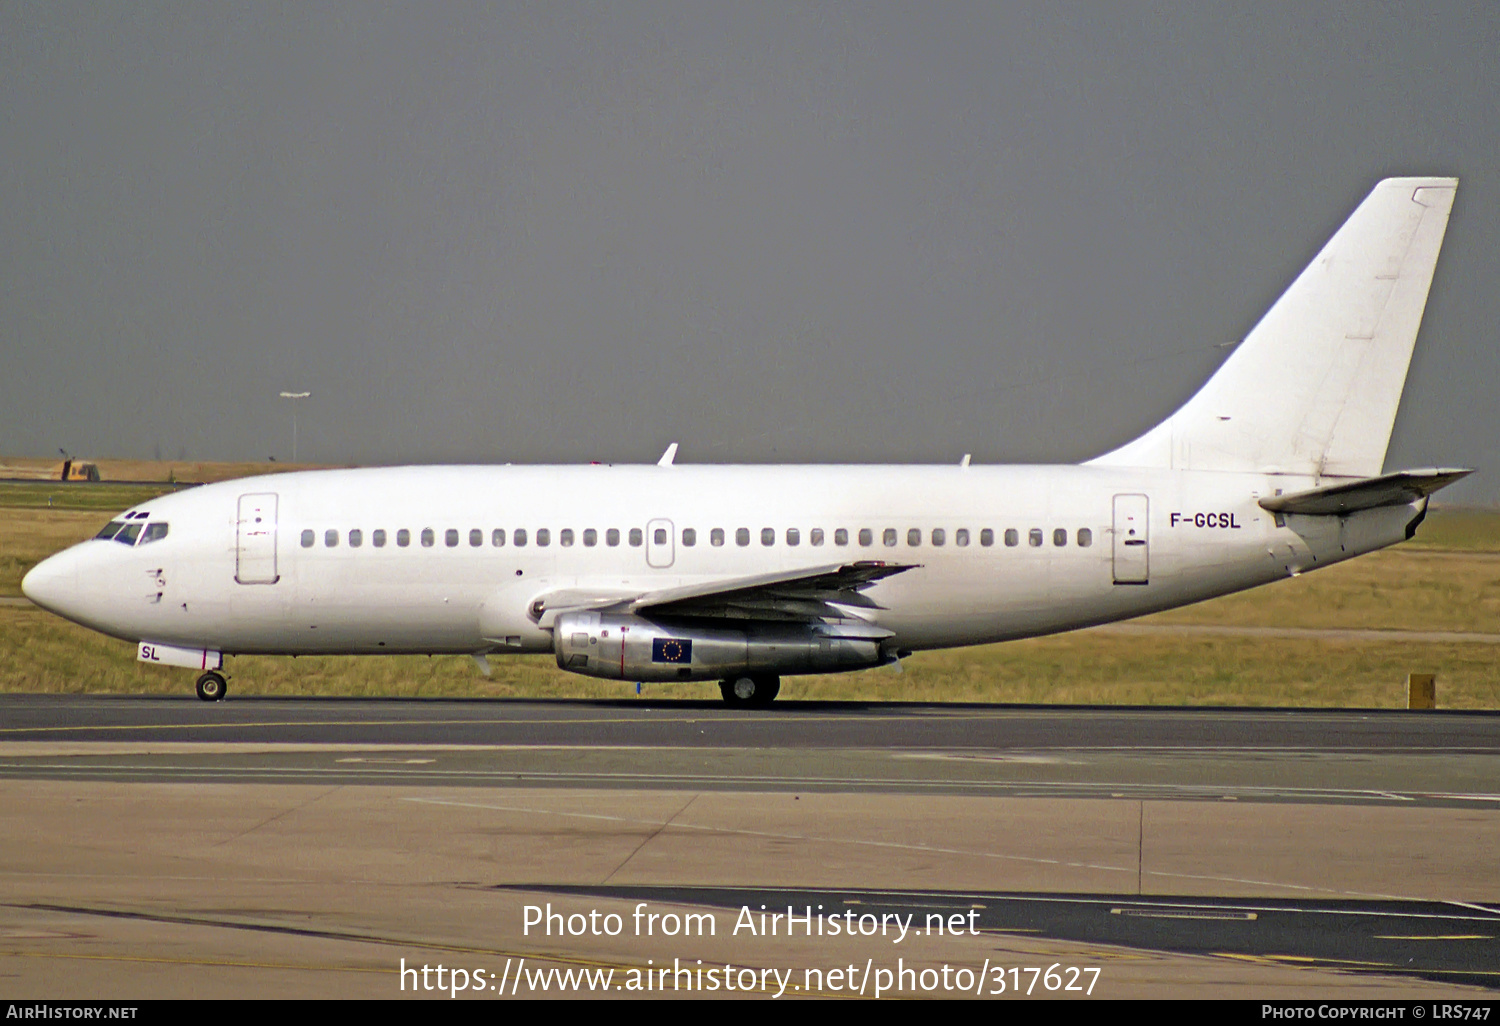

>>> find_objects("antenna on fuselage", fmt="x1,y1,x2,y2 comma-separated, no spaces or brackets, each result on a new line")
657,442,679,467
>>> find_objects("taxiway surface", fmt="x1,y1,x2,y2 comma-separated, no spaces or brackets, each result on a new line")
1,695,1496,999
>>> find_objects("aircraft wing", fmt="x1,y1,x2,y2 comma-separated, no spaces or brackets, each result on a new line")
529,560,919,626
1259,467,1472,516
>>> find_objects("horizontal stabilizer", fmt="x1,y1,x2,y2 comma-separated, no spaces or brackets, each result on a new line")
1258,468,1472,516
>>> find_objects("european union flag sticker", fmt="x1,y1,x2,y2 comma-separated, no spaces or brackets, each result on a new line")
651,638,692,663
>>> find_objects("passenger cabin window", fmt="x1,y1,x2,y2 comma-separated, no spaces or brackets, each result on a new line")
560,528,574,547
810,528,824,546
397,529,411,547
858,528,872,547
1004,528,1018,547
1077,528,1093,547
882,528,897,547
628,528,643,547
300,529,315,548
583,528,597,547
1053,528,1068,547
470,529,483,547
374,529,387,547
736,528,750,547
325,529,339,548
654,528,667,545
955,528,970,547
445,529,459,548
907,528,921,547
606,528,620,547
422,528,435,548
96,521,125,540
761,527,775,546
980,528,994,547
682,528,696,546
348,528,362,548
931,528,945,546
786,528,800,546
835,528,849,546
514,529,527,547
117,523,143,546
537,528,551,547
1028,528,1043,547
710,528,724,547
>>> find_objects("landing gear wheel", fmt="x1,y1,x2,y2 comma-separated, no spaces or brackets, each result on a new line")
195,671,227,702
719,674,780,708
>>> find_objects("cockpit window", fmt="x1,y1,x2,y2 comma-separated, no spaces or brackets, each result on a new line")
139,523,169,545
96,521,125,540
115,523,143,546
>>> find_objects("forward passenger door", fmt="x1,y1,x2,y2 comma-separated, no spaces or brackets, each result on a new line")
236,493,281,585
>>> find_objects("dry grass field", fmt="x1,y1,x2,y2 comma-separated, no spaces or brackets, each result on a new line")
0,456,330,484
1,467,1496,707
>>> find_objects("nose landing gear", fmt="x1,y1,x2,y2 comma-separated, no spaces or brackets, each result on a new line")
195,671,228,702
719,674,780,708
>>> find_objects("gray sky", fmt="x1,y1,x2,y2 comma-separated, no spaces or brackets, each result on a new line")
3,3,1496,501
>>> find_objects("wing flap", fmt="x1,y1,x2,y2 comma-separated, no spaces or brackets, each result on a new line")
528,560,919,627
626,560,916,613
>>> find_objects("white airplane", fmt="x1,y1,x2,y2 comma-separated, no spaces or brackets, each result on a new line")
22,177,1470,706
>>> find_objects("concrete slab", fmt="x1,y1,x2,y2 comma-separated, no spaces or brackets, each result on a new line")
1,781,1495,998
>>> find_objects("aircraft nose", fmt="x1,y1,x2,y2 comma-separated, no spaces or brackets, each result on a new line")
21,549,81,616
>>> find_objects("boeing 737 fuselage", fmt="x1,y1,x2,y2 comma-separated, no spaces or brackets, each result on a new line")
21,178,1470,705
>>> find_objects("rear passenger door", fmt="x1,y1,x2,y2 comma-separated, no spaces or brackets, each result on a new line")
1112,494,1149,585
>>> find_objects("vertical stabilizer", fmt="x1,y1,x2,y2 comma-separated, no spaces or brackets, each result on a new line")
1088,177,1456,477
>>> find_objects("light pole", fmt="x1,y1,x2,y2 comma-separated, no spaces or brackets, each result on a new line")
279,391,310,462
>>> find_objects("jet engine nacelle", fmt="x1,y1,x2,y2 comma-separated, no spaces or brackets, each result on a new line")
553,611,892,682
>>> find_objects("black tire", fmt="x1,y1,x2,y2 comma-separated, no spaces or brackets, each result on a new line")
719,674,780,708
195,671,227,702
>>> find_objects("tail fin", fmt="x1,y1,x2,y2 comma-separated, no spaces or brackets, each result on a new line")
1088,177,1457,477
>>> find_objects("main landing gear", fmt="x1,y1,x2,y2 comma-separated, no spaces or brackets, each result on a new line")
719,674,780,708
195,671,227,702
